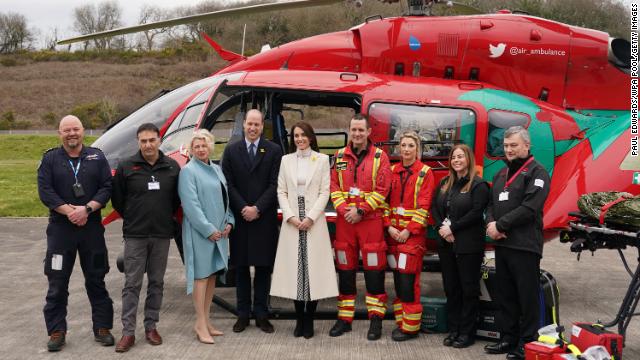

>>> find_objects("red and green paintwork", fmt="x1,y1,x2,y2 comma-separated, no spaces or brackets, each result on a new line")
458,89,635,233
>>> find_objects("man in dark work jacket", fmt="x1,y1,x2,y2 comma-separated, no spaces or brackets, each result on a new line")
111,123,180,352
484,126,550,360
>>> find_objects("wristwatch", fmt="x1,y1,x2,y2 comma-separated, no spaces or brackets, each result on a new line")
85,205,93,213
356,208,364,216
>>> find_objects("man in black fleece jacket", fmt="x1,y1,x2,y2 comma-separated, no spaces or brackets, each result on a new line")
111,123,180,352
484,126,550,360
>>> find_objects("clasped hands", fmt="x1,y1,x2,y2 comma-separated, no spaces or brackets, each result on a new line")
241,205,260,222
67,204,88,226
438,224,455,243
287,216,314,231
343,206,362,225
388,226,410,243
209,224,233,242
486,221,506,240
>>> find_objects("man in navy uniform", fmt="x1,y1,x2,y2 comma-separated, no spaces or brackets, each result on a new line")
37,115,114,352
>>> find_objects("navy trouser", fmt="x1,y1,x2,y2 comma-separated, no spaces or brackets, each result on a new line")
43,220,113,335
235,266,272,318
495,246,541,345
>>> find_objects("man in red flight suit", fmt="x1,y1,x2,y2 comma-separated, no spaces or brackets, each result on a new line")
329,113,391,341
383,131,435,341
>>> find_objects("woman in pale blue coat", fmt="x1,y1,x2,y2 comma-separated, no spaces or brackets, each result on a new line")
178,129,234,344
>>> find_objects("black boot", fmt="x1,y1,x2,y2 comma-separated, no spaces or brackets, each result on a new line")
293,301,304,337
329,319,352,337
303,301,317,339
367,316,383,341
392,327,419,342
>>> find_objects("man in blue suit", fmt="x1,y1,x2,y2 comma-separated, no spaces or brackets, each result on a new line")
222,109,283,333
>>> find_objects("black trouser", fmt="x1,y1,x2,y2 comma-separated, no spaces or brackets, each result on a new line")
438,245,483,336
43,220,113,335
235,265,272,318
495,246,541,345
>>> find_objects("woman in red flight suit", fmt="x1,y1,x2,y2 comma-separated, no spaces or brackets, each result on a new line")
384,130,435,342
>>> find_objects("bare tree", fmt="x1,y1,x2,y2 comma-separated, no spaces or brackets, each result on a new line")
137,4,170,51
0,12,34,53
44,27,59,50
72,0,123,50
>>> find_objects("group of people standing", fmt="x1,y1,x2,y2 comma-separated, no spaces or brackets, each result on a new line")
38,111,549,360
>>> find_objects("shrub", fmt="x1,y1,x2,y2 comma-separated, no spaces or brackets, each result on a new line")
2,111,16,124
70,100,120,129
0,111,29,129
0,57,18,67
41,112,57,127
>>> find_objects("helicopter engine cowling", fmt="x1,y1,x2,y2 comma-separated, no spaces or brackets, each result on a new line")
218,14,628,111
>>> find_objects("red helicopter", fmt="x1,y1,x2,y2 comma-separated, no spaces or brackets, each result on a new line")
59,0,637,243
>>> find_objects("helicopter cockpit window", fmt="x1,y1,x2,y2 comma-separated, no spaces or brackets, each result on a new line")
159,125,197,155
164,99,207,136
487,110,530,157
91,74,235,169
160,103,205,154
368,102,476,159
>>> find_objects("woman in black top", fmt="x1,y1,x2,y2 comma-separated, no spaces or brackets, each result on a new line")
431,144,490,349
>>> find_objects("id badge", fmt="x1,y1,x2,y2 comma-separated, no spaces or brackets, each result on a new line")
396,207,405,216
148,182,160,191
349,187,360,196
499,191,509,202
51,254,63,271
72,183,85,198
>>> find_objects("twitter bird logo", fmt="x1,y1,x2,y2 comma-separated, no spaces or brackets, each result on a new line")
489,43,506,58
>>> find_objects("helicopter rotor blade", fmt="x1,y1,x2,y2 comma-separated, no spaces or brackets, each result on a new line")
57,0,344,45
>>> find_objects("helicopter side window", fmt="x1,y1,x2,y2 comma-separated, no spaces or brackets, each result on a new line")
159,125,197,155
368,102,476,160
164,102,206,136
487,110,530,158
159,103,205,154
279,105,354,155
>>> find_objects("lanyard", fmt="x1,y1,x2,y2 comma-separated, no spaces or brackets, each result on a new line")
504,157,534,190
68,159,81,184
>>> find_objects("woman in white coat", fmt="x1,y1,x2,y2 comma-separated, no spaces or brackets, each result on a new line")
271,121,338,339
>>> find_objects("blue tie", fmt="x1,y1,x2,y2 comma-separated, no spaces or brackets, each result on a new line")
249,143,256,162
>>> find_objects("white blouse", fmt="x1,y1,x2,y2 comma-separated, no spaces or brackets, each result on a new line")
296,148,312,195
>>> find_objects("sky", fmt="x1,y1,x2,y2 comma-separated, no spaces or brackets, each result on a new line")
2,0,243,47
3,0,636,48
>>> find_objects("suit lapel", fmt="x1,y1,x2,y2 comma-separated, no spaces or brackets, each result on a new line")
238,140,252,171
249,139,267,173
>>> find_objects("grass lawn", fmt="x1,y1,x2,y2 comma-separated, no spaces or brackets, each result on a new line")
0,134,346,217
0,135,100,217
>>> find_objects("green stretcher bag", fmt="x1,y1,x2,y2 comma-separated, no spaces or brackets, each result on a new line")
577,191,640,229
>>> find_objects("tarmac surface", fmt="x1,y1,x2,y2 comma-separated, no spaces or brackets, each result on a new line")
1,217,638,360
